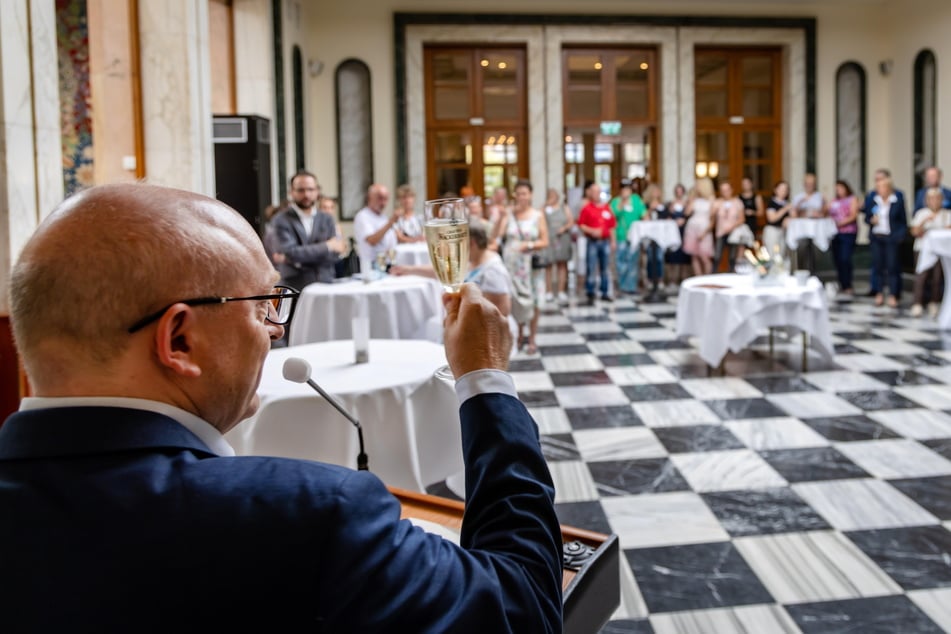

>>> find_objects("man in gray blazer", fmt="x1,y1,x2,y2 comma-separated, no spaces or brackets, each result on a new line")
271,171,345,289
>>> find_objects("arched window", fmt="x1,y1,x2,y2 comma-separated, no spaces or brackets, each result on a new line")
292,46,306,171
835,62,866,193
336,59,373,220
914,49,937,192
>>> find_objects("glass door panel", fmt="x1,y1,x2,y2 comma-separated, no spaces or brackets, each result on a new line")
565,53,603,121
694,47,781,197
481,52,520,121
425,46,527,199
431,51,471,121
483,130,520,195
615,52,651,119
434,131,472,163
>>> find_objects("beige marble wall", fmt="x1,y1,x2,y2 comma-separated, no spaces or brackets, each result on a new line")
678,27,806,191
0,0,63,312
405,25,547,207
137,0,215,194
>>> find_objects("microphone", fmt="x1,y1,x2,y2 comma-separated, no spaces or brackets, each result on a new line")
282,357,368,471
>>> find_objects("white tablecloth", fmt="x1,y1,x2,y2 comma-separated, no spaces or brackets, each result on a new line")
225,340,461,491
676,273,834,367
785,217,838,251
289,275,444,346
394,242,431,266
628,219,682,251
916,229,951,330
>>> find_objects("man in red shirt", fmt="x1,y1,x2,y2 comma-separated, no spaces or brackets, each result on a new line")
578,180,617,305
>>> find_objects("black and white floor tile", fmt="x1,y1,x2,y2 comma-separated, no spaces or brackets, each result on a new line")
433,287,951,633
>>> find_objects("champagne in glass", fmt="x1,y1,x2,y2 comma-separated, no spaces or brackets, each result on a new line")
424,198,469,292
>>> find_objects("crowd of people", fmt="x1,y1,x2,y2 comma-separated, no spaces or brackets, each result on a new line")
263,165,951,354
549,166,951,319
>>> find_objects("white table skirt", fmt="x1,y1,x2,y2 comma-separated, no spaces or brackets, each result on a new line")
676,273,834,367
225,340,461,491
785,217,838,251
289,275,444,346
394,242,431,266
916,229,951,330
627,219,682,251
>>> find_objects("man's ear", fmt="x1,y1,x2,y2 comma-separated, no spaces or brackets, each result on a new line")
154,304,202,378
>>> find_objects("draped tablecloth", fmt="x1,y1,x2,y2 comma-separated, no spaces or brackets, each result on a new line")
289,275,444,346
785,217,838,251
675,273,834,367
225,340,461,492
627,219,683,251
394,242,432,266
916,229,951,330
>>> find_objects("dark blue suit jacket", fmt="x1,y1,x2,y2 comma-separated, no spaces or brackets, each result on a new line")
863,189,908,242
0,395,561,632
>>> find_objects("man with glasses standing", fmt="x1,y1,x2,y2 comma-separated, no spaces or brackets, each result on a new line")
0,183,561,632
271,170,346,289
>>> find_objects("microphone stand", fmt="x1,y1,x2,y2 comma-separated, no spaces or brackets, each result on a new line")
305,378,368,471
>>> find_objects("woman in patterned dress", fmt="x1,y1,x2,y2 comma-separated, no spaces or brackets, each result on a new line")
492,179,549,354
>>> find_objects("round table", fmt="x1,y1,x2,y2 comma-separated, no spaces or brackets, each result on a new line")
225,339,461,492
627,219,682,251
916,229,951,330
785,217,838,251
394,242,431,266
289,275,444,346
676,273,833,369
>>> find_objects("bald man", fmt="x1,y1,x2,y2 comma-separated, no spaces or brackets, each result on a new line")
352,183,399,264
0,183,561,632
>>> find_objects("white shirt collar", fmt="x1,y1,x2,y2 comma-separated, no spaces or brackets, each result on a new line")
18,396,235,457
874,193,898,205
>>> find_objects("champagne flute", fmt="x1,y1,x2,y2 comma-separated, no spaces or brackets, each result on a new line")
423,198,470,292
424,198,469,383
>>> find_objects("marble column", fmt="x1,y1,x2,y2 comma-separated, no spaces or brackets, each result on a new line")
0,0,63,309
137,0,215,194
0,0,63,413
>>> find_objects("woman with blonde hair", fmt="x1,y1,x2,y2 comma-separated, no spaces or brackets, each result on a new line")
543,188,574,304
682,177,715,276
863,168,907,307
393,184,425,243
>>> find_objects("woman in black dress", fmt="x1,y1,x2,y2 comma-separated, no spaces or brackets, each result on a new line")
665,183,691,285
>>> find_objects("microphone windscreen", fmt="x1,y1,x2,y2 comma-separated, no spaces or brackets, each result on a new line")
282,357,312,383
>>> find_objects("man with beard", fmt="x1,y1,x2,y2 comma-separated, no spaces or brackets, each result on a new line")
271,170,346,288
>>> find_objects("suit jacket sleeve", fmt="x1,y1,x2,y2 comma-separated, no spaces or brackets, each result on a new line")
318,393,562,633
862,192,875,223
893,191,908,235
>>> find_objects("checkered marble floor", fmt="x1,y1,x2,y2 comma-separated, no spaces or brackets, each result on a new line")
432,289,951,633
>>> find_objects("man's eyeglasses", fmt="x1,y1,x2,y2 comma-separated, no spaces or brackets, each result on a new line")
127,286,300,334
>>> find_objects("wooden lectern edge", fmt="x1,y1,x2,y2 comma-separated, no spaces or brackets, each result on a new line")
388,486,612,593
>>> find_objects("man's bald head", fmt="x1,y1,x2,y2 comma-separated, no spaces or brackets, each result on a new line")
10,183,268,384
366,184,390,214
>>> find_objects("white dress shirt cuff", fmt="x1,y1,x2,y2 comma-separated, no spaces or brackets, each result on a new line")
454,369,518,404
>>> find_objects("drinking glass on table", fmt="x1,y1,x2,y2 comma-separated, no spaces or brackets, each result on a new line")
423,198,469,293
424,198,469,382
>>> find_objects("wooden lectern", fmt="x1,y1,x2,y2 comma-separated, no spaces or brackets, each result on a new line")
391,487,620,634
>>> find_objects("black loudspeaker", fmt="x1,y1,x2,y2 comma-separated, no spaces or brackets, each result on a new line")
213,115,272,235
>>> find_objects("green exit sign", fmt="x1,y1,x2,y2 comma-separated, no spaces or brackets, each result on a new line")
600,121,621,136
